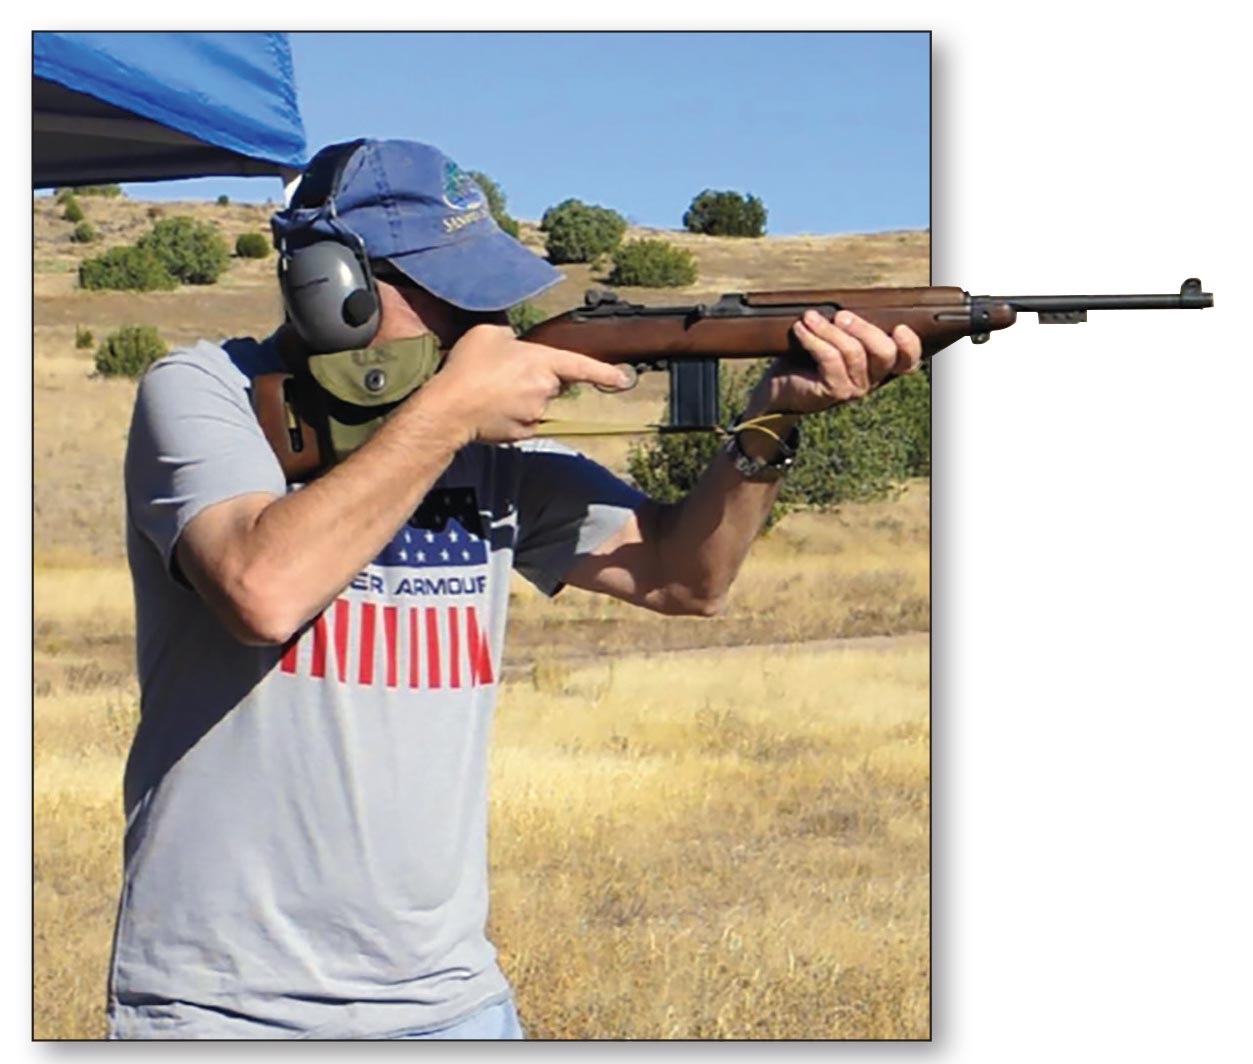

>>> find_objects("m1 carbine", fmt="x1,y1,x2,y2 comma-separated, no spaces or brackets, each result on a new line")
520,277,1214,429
253,278,1212,482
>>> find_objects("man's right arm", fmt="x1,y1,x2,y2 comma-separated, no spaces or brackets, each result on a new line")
175,324,630,646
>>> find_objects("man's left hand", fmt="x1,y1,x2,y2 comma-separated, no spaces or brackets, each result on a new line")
746,310,923,416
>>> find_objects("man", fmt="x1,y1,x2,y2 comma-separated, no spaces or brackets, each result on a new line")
109,139,921,1039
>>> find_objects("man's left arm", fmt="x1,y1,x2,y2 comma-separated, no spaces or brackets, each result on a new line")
563,310,923,615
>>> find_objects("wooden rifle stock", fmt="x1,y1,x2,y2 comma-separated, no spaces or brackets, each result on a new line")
522,286,999,362
251,372,326,484
520,277,1212,363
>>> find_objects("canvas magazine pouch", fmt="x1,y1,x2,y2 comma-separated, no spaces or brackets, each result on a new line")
302,334,444,462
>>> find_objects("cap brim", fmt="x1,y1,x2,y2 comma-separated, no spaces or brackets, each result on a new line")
386,229,565,312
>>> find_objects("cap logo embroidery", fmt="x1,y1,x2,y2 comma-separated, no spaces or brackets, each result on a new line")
441,162,485,212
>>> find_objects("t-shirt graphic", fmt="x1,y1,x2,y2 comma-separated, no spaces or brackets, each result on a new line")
277,487,495,690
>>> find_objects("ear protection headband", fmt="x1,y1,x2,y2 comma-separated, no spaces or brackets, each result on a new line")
275,140,382,354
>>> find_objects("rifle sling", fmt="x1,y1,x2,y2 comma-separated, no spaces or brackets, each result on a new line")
533,419,719,437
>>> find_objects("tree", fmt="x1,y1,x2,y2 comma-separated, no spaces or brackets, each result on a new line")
682,189,768,237
542,199,627,264
468,170,521,238
137,216,230,285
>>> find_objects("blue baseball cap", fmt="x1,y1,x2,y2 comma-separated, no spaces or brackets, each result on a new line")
271,139,563,312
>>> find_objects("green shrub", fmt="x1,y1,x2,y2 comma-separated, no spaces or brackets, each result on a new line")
94,325,168,378
683,189,768,237
62,198,84,224
539,198,578,231
77,184,123,198
468,170,521,239
607,238,698,287
217,194,230,206
137,216,230,285
627,362,930,518
507,300,548,336
146,206,165,221
71,220,98,243
79,246,177,291
235,231,271,259
782,370,931,506
55,188,76,205
74,325,93,349
542,199,627,264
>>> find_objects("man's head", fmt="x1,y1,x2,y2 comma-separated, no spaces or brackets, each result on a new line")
271,139,562,353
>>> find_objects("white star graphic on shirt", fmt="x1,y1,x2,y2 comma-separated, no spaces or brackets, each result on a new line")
461,549,471,561
398,549,408,561
440,549,450,562
416,551,426,562
425,532,435,544
404,530,412,543
449,531,459,544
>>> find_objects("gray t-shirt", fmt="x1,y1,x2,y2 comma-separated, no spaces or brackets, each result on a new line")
108,337,643,1039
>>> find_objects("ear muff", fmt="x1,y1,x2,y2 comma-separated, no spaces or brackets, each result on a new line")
276,140,382,354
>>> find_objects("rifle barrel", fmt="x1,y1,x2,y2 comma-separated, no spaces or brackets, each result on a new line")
996,277,1212,312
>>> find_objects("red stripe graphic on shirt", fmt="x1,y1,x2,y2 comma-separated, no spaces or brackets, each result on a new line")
278,596,494,690
467,606,494,686
358,603,377,686
383,606,398,688
426,607,441,689
333,599,351,682
310,613,329,679
408,607,420,689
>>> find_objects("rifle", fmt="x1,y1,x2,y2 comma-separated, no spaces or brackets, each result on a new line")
253,278,1212,482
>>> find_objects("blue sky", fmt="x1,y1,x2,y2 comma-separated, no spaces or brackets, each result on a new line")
124,32,929,237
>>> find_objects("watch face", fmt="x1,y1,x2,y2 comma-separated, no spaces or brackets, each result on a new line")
724,432,791,481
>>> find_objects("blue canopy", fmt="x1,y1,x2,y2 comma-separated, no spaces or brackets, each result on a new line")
32,32,307,187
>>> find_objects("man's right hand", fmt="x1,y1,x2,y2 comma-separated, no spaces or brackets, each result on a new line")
420,323,631,445
176,326,628,646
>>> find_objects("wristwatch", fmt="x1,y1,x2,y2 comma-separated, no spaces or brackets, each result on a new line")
723,413,801,481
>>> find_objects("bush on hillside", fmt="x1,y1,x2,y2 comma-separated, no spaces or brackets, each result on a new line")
94,325,168,378
468,170,521,238
607,238,698,287
217,194,230,206
507,300,548,336
542,199,627,264
75,325,93,349
783,370,932,506
235,231,271,259
137,216,230,285
55,185,122,202
538,198,578,231
682,189,768,237
79,246,177,292
71,220,98,244
62,198,85,224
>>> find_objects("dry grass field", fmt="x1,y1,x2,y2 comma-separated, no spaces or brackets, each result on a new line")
32,191,930,1039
